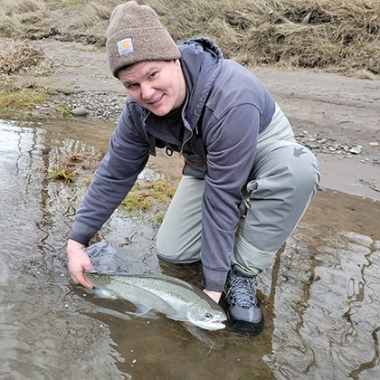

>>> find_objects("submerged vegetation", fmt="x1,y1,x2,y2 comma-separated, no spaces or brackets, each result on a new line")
46,166,77,181
45,152,84,181
43,149,176,220
45,151,102,182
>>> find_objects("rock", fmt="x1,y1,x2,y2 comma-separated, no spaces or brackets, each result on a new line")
72,107,89,117
138,169,161,182
349,146,362,155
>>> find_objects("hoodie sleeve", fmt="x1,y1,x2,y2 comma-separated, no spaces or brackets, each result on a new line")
69,104,150,245
201,102,263,292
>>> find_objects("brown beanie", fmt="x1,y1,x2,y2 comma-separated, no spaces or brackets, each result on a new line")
106,1,181,78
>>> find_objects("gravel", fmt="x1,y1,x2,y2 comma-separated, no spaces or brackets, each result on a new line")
46,90,379,166
44,91,126,123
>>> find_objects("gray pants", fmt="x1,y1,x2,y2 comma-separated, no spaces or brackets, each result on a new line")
156,107,320,275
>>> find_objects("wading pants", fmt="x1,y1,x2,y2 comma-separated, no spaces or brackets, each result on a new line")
156,105,320,275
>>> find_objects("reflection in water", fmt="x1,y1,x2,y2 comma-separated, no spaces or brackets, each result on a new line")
1,118,379,379
0,120,128,379
262,226,380,379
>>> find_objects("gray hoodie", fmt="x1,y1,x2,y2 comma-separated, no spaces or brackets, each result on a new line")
69,38,276,292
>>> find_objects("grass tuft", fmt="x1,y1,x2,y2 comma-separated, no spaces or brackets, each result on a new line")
119,179,176,219
46,166,77,181
0,40,48,75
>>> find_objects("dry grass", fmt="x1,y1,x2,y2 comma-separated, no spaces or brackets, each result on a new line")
0,38,55,119
0,0,46,15
0,0,379,76
157,0,380,76
0,40,48,74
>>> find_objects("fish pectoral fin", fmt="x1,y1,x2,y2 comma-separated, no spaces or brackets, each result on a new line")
94,306,131,322
183,324,224,350
93,288,118,300
166,313,187,322
127,304,159,319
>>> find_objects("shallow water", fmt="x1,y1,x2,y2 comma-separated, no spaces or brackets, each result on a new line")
1,118,379,380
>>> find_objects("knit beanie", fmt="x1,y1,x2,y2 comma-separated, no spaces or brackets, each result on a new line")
106,1,181,77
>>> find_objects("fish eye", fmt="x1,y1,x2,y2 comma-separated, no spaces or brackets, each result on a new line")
204,313,212,319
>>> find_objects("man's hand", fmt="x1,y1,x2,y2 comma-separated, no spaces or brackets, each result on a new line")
203,289,222,303
67,239,93,288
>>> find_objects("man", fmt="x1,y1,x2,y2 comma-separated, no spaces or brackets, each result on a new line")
67,1,320,336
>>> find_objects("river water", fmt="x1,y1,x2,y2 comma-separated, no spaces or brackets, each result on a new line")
1,118,379,380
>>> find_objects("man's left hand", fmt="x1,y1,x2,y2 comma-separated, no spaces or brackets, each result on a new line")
203,289,222,303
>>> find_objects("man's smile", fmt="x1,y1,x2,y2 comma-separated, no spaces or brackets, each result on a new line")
148,94,164,106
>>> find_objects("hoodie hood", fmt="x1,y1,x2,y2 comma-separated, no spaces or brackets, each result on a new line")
179,38,224,131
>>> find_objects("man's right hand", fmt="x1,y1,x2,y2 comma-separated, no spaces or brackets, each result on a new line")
67,239,93,288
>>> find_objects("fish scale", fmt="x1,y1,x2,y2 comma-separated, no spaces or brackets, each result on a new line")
84,272,227,331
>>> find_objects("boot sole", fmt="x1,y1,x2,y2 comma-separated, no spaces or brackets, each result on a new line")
228,312,264,336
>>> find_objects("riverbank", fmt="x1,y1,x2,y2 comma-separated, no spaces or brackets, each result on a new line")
24,38,380,200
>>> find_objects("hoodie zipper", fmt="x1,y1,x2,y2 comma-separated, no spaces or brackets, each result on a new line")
179,125,193,156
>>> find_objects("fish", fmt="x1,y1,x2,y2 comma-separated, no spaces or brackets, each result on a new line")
84,272,227,331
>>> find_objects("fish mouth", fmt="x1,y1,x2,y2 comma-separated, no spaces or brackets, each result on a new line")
200,320,226,331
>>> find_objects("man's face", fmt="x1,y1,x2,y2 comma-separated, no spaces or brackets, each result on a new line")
118,59,186,116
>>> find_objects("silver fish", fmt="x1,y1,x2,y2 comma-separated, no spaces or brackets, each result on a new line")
84,272,227,331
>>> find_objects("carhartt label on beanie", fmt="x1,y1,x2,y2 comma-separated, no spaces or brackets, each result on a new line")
106,1,181,77
117,38,134,56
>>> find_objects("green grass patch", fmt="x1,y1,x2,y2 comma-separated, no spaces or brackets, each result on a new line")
46,166,77,181
120,191,154,213
45,152,85,181
119,179,176,217
55,103,73,118
0,85,48,119
45,152,101,183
